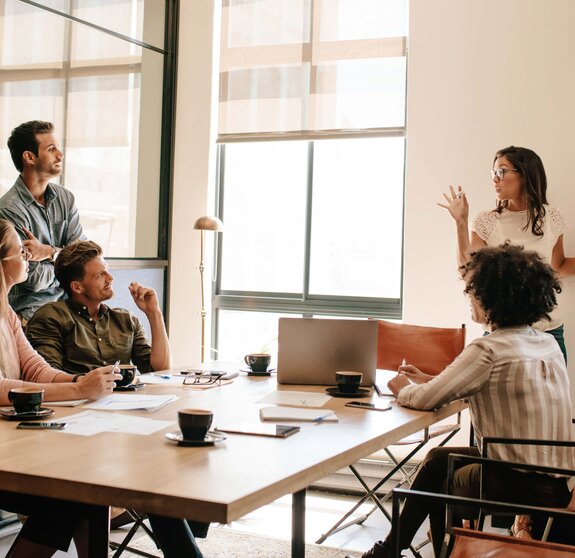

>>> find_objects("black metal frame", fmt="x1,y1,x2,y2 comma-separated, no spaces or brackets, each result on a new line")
391,487,575,558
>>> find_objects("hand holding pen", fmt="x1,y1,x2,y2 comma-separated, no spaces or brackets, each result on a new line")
398,358,434,385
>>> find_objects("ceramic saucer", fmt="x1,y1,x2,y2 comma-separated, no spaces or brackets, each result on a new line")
0,407,55,421
325,387,371,398
240,368,276,377
114,383,146,392
164,430,227,447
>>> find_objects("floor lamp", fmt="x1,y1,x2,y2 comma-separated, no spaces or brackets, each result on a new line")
193,216,224,363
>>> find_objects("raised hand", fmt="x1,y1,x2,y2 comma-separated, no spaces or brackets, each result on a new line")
128,282,160,316
437,185,469,223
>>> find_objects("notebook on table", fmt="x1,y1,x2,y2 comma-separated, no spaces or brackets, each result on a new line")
276,317,378,387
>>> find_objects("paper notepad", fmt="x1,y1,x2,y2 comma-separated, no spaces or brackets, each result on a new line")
259,406,338,422
85,394,178,412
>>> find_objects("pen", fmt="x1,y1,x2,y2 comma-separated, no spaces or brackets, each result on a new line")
314,413,334,423
401,357,407,367
112,360,120,372
154,374,172,379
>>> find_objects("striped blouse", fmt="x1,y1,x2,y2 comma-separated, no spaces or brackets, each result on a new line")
397,326,575,472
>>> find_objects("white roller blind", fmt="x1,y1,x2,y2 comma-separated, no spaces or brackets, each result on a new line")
218,0,407,142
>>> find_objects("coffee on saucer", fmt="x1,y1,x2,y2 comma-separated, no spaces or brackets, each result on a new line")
244,353,271,373
117,364,137,387
178,409,213,441
335,371,363,394
9,387,44,414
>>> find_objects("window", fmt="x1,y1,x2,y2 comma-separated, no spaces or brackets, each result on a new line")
0,0,175,258
213,0,407,359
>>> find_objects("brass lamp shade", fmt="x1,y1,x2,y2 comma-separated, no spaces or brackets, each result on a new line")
193,216,224,232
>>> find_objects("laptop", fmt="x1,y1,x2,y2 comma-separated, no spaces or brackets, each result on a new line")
276,318,378,386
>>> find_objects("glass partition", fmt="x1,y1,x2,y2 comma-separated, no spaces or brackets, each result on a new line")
0,0,170,257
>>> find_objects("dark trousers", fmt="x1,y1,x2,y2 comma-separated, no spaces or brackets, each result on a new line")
148,515,204,558
386,446,571,557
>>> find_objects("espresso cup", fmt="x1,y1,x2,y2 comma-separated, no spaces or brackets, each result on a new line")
9,387,44,414
335,371,363,394
116,364,137,387
244,353,271,373
178,409,213,441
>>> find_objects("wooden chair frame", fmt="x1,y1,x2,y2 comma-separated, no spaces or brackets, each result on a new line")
316,320,466,557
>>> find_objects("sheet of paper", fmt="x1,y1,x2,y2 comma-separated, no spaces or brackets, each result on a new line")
259,406,338,422
47,399,89,407
256,391,331,407
85,394,178,412
56,410,174,436
143,374,185,386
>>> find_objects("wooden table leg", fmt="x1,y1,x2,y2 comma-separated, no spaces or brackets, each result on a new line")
292,488,306,558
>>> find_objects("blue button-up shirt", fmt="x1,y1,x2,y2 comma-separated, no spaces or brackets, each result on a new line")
0,176,85,319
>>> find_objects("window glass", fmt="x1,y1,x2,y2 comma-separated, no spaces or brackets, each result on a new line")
216,310,296,364
309,138,404,298
0,0,165,257
220,141,308,293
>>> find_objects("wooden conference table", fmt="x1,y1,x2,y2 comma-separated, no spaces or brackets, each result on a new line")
0,371,465,557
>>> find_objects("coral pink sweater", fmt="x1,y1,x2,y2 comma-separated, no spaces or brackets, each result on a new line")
0,308,61,404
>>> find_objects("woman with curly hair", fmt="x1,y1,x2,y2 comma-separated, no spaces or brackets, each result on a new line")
438,146,575,359
352,243,573,558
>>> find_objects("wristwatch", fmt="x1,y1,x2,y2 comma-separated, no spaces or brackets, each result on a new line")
50,246,61,263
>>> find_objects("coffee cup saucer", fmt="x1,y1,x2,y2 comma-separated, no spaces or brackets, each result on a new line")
114,382,145,392
0,407,55,421
240,368,276,377
325,387,371,398
164,430,227,447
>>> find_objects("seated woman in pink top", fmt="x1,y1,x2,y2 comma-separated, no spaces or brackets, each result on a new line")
0,220,117,405
0,218,120,557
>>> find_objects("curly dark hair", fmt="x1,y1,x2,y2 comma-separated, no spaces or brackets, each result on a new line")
493,146,547,237
461,243,561,327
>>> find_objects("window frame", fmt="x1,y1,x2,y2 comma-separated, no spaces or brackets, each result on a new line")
211,132,405,353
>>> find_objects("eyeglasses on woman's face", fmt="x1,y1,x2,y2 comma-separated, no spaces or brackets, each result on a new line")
2,246,31,262
490,168,520,181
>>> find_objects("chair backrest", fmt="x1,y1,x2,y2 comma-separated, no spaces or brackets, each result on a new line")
377,320,466,375
450,528,575,558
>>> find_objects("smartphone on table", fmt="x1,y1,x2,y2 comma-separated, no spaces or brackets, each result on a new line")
345,401,392,412
17,422,67,430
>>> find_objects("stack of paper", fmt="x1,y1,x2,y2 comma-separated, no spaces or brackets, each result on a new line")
85,394,178,412
259,406,337,422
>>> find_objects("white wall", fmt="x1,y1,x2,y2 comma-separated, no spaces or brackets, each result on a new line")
171,1,575,398
169,1,218,366
404,0,575,399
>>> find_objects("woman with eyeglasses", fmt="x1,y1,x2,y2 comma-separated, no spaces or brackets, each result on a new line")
438,146,575,359
0,218,208,557
0,217,123,557
0,219,119,406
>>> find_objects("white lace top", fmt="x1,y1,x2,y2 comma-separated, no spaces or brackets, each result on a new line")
472,205,565,330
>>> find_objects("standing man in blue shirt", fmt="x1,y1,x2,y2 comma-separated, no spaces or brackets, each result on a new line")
0,120,85,322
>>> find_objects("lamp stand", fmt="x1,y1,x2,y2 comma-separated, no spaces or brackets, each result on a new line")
198,230,206,363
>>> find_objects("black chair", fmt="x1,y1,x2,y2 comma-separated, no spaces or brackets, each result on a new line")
109,509,161,558
391,488,575,558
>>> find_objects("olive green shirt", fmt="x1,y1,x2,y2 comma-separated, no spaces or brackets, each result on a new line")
26,300,153,375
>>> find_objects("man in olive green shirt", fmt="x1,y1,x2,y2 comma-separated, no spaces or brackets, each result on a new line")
26,240,172,375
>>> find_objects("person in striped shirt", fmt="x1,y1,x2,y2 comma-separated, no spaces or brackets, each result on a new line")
351,243,574,558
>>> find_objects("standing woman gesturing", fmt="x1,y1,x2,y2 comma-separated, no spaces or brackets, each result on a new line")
438,146,575,358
